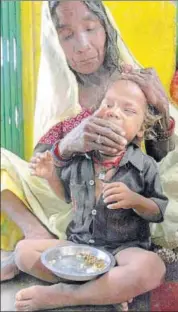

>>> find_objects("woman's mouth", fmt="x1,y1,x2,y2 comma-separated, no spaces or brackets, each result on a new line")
80,57,97,64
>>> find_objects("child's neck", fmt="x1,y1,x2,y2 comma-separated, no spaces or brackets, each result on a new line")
98,151,125,162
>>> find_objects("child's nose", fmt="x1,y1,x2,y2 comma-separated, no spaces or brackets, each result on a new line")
107,109,122,120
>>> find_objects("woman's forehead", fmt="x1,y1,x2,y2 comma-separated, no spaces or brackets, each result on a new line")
55,1,98,25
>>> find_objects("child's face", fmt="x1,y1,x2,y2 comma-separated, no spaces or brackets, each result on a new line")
101,80,147,143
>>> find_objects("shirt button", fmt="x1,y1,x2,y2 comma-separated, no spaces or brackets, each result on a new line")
89,239,95,244
89,180,95,186
92,209,97,216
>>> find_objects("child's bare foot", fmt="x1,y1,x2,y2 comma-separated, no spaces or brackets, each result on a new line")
15,284,69,311
15,284,133,312
1,253,19,281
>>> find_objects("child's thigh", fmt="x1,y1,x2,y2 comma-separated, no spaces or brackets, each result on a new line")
16,239,75,253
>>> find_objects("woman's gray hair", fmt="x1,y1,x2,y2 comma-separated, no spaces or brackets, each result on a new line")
49,0,120,85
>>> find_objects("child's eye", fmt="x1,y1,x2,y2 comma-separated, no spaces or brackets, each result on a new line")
124,109,136,114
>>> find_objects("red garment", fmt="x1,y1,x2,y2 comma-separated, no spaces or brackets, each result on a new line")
93,151,125,168
39,109,92,145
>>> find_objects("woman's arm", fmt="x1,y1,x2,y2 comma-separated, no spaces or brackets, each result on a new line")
145,117,175,162
33,109,92,156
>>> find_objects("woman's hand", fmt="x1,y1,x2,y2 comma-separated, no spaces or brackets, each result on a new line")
103,182,138,209
121,68,170,128
29,151,55,180
59,107,127,159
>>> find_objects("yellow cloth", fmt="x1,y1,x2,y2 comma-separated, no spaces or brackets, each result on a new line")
1,148,72,251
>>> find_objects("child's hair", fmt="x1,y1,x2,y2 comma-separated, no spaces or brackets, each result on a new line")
106,70,161,140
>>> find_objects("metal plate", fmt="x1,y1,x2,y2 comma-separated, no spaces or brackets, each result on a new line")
41,244,116,281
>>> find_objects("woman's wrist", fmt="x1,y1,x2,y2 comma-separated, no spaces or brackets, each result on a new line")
156,117,175,141
51,140,73,166
59,139,74,159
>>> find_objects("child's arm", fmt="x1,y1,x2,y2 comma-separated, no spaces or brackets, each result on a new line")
103,158,168,222
29,151,66,201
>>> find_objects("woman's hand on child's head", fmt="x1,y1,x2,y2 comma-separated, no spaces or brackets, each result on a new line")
103,182,138,209
29,151,55,180
120,68,169,128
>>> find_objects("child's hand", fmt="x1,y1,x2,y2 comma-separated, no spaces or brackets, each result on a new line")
29,151,55,180
103,182,138,209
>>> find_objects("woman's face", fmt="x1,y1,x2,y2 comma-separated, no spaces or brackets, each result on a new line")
55,1,106,75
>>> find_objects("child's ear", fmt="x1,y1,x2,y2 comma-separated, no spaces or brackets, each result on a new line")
137,128,144,140
136,125,145,143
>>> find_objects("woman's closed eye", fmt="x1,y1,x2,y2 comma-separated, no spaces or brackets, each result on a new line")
85,22,97,32
86,26,96,32
59,30,74,41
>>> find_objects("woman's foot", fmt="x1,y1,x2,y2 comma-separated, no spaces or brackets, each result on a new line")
15,284,133,312
1,253,19,281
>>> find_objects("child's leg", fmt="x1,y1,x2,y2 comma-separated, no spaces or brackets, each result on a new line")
15,247,166,311
14,239,74,283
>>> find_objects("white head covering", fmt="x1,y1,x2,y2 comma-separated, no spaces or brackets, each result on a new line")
34,1,141,146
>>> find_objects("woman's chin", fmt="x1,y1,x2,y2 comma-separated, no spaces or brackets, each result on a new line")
74,63,102,75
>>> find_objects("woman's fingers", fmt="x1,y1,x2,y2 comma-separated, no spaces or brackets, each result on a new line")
121,73,157,103
93,106,108,118
86,141,119,155
85,120,127,147
92,117,126,137
84,132,126,151
120,70,169,116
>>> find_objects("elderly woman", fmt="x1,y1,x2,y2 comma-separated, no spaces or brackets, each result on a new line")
1,0,177,284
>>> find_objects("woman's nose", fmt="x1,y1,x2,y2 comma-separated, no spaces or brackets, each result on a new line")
75,33,90,53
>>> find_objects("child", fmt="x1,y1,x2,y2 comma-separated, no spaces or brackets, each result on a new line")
14,76,168,312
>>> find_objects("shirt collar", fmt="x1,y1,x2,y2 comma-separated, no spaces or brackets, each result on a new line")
84,143,144,172
119,144,144,172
